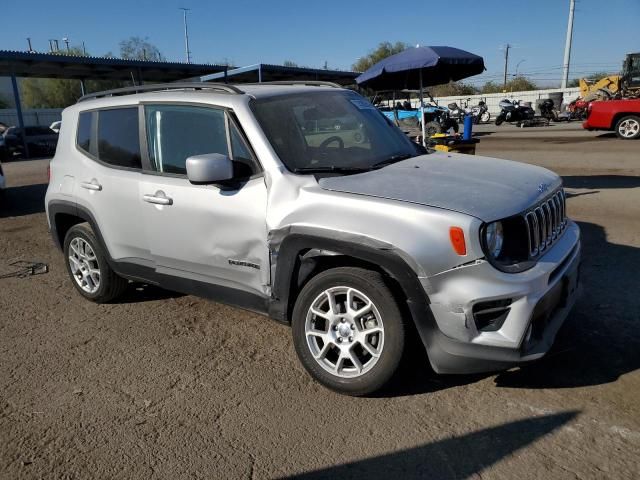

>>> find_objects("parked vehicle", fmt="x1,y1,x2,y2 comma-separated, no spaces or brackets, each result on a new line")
46,82,581,396
3,125,59,158
582,98,640,139
447,100,490,124
566,98,589,120
0,134,7,162
539,99,560,122
422,103,459,136
495,99,536,126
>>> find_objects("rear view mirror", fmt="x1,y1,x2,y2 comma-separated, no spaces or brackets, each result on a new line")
186,153,234,185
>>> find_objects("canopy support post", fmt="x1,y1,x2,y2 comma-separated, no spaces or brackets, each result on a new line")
419,69,426,147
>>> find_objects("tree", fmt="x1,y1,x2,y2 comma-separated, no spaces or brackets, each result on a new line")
119,36,164,61
430,81,478,97
481,76,538,94
352,41,409,72
283,60,299,67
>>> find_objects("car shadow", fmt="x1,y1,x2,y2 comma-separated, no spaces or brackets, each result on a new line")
282,411,578,479
113,283,185,304
0,183,47,218
380,220,640,397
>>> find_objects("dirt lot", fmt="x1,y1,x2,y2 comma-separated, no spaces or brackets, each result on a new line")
1,124,639,479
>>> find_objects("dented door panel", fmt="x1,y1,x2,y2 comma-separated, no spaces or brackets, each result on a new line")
140,175,270,296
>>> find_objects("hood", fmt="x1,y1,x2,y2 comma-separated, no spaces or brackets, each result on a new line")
318,153,561,222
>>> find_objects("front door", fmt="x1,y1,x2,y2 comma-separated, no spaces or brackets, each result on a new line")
139,103,269,296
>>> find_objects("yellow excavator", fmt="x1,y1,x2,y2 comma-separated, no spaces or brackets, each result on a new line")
579,52,640,101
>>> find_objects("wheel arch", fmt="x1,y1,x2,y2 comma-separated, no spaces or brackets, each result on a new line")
268,232,437,346
611,112,639,130
47,200,112,261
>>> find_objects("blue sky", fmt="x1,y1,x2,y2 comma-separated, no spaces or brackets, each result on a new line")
2,0,639,86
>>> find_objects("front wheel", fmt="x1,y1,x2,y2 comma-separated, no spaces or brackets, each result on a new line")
291,267,405,396
615,115,640,140
424,121,442,137
495,115,505,126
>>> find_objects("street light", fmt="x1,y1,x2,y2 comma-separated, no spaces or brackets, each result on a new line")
514,59,526,77
62,37,70,54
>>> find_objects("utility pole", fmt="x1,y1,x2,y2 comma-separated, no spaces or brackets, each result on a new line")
502,44,511,90
179,8,191,63
62,37,70,54
561,0,576,88
26,38,34,53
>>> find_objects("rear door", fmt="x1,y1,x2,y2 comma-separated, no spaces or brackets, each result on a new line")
73,107,149,264
139,103,269,296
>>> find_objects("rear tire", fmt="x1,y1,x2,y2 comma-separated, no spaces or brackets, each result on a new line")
291,267,405,396
615,115,640,140
480,111,491,123
63,223,127,303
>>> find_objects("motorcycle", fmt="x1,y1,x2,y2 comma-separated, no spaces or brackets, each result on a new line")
495,99,535,126
539,98,560,122
448,99,491,124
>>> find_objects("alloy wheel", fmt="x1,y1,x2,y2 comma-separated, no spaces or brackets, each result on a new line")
305,286,384,378
68,237,101,294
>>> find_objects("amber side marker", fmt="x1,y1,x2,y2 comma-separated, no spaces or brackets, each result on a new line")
449,227,467,255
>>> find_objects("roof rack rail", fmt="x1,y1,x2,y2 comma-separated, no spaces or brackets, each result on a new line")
78,82,243,102
242,80,342,88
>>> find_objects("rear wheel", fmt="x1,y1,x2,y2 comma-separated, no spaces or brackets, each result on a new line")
480,111,491,123
615,115,640,139
292,267,405,396
63,223,127,303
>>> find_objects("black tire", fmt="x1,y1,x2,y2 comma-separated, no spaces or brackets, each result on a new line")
291,267,405,396
424,121,442,137
614,115,640,140
450,121,459,134
63,223,127,303
495,115,505,126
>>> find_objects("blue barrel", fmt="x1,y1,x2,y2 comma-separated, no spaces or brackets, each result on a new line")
463,115,473,140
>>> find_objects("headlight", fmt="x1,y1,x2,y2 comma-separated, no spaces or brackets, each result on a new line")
484,221,504,258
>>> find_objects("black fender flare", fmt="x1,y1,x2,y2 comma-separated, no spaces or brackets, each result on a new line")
268,233,438,346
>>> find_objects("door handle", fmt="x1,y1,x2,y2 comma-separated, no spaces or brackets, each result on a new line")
143,193,173,205
80,180,102,191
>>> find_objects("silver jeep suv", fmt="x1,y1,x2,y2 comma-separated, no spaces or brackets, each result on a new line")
45,82,581,395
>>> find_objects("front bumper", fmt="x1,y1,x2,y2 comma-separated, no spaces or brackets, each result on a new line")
423,220,581,374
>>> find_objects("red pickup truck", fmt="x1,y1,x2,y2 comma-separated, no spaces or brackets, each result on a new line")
583,99,640,139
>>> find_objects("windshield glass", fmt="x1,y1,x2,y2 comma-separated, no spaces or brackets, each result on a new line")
251,90,420,172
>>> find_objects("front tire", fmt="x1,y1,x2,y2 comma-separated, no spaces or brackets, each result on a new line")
63,223,127,303
495,115,505,126
615,115,640,140
424,121,442,137
292,267,405,396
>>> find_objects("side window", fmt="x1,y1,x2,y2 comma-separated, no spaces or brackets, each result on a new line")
145,105,228,175
77,111,92,154
229,119,259,175
97,108,141,169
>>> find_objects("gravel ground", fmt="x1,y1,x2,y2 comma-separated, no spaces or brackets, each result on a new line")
1,124,639,479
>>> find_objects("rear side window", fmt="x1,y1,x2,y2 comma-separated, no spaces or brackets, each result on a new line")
97,108,141,169
77,112,92,154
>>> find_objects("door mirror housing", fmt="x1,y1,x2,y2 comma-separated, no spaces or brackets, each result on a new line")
185,153,234,184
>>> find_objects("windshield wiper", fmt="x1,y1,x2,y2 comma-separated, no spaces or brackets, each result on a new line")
292,166,371,174
371,153,414,169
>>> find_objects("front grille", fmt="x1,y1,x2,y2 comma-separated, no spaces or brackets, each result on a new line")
524,189,567,258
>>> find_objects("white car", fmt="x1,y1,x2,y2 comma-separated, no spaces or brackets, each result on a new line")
49,121,62,133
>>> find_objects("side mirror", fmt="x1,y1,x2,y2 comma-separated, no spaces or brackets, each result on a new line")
185,153,234,185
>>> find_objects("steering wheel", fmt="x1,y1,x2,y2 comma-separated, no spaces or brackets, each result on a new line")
318,135,344,150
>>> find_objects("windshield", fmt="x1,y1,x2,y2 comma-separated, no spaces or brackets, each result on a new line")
251,90,420,172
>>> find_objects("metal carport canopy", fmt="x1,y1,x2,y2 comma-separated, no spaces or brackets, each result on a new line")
200,63,359,86
0,50,228,81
